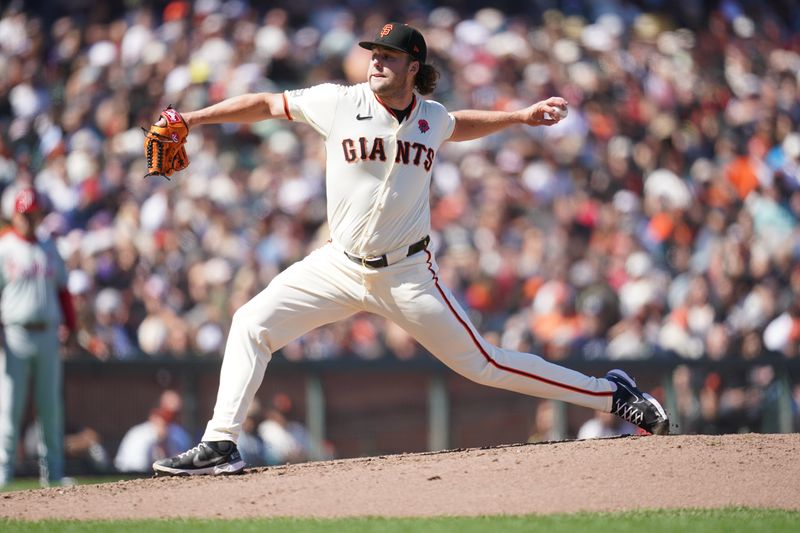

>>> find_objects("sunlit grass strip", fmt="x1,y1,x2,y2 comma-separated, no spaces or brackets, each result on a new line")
1,507,798,532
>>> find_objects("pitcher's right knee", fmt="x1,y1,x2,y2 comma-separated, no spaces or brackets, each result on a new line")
228,307,274,360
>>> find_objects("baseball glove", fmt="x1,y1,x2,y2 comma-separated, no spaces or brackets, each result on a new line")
142,106,189,179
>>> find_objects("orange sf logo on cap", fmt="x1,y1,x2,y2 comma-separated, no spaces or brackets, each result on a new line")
380,24,393,37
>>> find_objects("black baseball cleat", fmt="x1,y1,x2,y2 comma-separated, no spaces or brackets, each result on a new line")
152,441,246,476
606,369,670,435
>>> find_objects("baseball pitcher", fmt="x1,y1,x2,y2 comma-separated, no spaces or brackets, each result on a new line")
0,188,76,486
150,23,668,476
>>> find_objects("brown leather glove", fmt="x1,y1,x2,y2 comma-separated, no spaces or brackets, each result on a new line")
142,106,189,179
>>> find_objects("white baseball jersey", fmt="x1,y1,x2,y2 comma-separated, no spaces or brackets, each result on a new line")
200,83,618,447
0,229,66,327
283,82,455,256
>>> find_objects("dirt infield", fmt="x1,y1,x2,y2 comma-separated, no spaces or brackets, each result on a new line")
1,433,798,520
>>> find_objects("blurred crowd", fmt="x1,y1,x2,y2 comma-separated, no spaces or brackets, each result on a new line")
1,0,799,435
16,388,321,476
109,389,320,473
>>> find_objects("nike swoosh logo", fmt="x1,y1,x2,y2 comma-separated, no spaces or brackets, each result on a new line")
192,455,223,468
356,114,372,120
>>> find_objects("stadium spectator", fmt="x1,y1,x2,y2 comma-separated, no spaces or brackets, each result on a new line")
258,393,312,465
113,389,192,473
577,410,636,440
236,397,269,467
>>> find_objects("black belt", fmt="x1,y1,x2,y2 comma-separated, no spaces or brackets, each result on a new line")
344,235,430,268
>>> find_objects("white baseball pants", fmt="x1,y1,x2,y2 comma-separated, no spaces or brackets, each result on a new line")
0,326,64,484
202,243,614,442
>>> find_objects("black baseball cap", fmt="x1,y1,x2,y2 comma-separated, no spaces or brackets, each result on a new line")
359,22,427,63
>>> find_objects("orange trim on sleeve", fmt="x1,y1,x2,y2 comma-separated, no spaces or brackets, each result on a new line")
447,113,456,141
282,92,293,121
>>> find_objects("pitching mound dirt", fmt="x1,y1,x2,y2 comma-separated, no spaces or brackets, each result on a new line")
1,434,798,520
